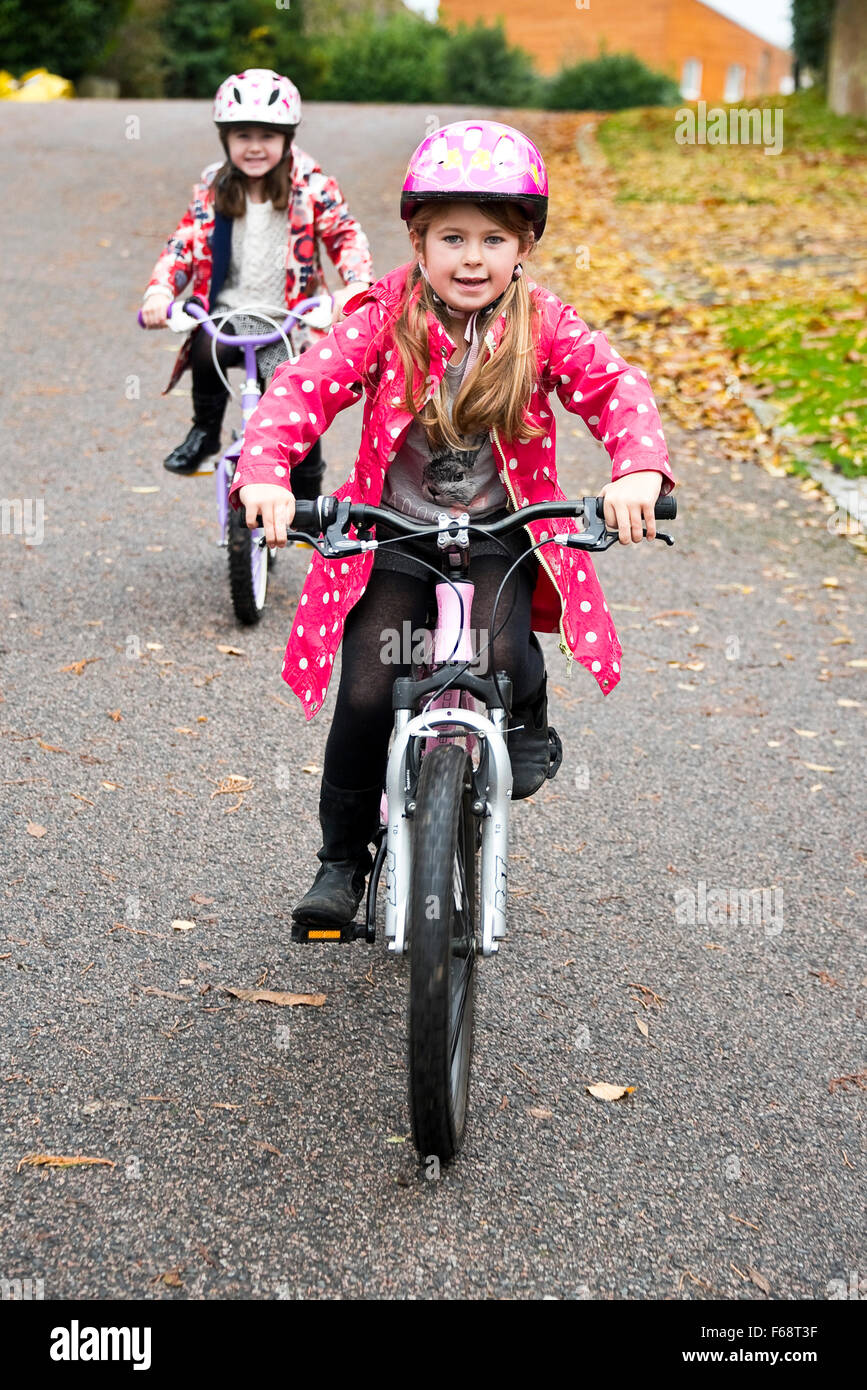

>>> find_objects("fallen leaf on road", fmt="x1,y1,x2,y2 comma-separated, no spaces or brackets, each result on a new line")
59,658,101,675
846,659,867,669
635,1015,649,1037
587,1083,635,1102
100,781,122,791
37,741,67,753
189,894,214,905
822,577,840,588
142,986,191,1002
171,920,196,932
793,729,819,738
107,710,122,722
628,982,666,1009
829,1070,867,1093
130,486,159,494
809,969,840,986
837,699,861,708
802,763,835,773
211,1102,240,1111
216,644,245,656
221,986,326,1007
527,1107,554,1119
301,763,321,774
747,1267,771,1295
252,1140,283,1156
26,822,47,838
17,1154,115,1172
151,1269,183,1288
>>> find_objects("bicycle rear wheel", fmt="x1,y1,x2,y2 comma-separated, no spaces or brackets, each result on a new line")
408,743,479,1164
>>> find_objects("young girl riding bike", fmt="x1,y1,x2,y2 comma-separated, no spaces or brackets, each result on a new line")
229,120,676,929
141,67,373,495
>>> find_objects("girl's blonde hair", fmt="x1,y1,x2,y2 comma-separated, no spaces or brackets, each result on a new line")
212,126,294,217
390,202,544,449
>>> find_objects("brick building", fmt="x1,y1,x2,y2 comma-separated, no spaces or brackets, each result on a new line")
437,0,792,102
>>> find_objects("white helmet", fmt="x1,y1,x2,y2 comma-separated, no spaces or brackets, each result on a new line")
212,69,301,128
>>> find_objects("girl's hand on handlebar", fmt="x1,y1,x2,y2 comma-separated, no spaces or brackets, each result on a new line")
141,295,171,329
331,282,370,321
599,470,664,545
238,484,296,546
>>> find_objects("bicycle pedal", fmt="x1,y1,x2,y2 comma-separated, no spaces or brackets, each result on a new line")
291,920,370,944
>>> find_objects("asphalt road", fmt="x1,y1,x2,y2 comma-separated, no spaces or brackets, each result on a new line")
1,101,864,1301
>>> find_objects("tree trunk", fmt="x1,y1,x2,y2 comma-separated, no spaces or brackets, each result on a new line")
828,0,867,116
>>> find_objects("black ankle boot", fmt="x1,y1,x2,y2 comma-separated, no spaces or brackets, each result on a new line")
163,389,228,474
509,671,564,801
292,779,382,928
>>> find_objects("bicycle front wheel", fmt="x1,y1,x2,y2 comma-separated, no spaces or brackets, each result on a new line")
408,743,479,1164
228,505,268,624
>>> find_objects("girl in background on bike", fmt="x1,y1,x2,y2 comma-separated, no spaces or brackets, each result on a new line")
141,67,373,492
231,120,676,929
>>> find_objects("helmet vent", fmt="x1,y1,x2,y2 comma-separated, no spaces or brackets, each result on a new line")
493,135,518,170
268,88,279,105
431,135,449,165
233,87,242,103
462,126,483,150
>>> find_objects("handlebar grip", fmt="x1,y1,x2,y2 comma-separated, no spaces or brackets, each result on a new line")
291,500,323,534
596,494,676,521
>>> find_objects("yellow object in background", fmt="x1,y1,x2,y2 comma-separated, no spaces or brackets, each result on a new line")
1,68,74,101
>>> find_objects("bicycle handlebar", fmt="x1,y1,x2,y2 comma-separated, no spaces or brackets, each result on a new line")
247,493,676,557
136,295,332,346
288,494,675,537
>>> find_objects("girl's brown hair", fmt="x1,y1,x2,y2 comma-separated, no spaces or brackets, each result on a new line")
392,201,544,449
212,126,295,218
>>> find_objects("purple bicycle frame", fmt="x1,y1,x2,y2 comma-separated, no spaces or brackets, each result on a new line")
138,296,328,541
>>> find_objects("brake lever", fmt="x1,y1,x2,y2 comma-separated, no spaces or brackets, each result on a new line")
558,497,675,552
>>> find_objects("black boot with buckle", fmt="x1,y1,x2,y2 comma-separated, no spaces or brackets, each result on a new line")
163,389,228,474
509,668,564,801
291,778,382,933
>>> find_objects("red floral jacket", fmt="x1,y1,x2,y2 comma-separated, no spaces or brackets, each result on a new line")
229,263,676,719
145,145,373,394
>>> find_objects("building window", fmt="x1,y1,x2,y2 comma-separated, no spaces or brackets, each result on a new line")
724,64,745,102
681,59,702,101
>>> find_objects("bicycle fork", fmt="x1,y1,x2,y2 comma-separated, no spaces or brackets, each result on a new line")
383,706,512,958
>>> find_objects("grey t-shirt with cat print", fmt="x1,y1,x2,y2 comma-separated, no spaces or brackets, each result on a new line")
381,348,508,523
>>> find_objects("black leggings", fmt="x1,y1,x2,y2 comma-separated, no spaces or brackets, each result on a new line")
323,555,545,791
188,317,245,393
189,323,323,489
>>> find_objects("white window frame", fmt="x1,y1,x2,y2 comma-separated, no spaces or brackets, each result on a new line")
681,58,703,101
724,63,746,102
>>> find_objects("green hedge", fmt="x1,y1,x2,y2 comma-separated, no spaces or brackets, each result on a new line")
0,0,687,112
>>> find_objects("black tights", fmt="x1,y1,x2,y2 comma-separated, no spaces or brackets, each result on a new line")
323,555,545,791
188,323,323,489
189,317,245,393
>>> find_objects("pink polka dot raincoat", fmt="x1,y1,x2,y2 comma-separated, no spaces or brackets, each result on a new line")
229,263,676,719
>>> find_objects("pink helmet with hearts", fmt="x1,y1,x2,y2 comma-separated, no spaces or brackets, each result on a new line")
213,69,301,128
401,120,549,241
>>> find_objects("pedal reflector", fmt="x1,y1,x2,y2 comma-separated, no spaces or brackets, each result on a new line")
308,928,342,939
